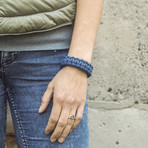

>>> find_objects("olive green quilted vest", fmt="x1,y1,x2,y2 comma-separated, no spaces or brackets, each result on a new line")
0,0,76,35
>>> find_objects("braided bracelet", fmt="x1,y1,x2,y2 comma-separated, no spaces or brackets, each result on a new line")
60,56,93,78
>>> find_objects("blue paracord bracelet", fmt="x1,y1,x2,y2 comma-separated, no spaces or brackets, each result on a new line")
60,56,93,78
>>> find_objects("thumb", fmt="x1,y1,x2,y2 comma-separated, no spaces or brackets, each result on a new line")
38,83,54,113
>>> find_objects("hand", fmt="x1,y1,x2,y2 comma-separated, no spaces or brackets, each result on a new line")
38,65,88,143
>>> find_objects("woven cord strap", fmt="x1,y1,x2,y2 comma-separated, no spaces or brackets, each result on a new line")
60,56,93,78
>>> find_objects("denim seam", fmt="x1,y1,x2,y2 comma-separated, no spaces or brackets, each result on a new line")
4,97,7,140
1,52,19,69
6,87,29,148
1,97,7,148
1,52,4,80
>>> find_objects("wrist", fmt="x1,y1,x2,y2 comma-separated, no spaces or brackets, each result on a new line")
67,48,92,63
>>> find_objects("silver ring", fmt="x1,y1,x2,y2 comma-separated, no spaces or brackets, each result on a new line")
68,114,76,120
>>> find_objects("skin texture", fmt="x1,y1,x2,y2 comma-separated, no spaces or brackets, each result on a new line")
38,0,104,144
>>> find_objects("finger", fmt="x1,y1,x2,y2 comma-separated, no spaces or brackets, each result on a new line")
44,102,61,134
58,108,76,143
38,83,53,113
70,103,85,133
50,107,69,142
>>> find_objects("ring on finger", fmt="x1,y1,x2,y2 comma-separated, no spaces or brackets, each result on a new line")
68,114,76,120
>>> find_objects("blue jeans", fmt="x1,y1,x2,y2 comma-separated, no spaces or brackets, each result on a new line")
0,49,89,148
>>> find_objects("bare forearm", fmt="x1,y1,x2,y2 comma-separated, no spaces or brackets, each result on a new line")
68,0,104,63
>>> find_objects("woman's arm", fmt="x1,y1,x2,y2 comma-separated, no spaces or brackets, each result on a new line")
38,0,104,143
68,0,104,63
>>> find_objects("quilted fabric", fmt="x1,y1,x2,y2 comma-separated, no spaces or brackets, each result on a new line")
0,0,76,35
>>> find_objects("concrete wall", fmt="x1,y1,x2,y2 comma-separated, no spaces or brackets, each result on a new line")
5,0,148,148
88,0,148,148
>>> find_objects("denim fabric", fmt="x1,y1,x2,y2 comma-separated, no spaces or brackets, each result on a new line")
0,49,89,148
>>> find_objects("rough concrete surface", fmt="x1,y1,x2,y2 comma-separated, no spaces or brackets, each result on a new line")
87,0,148,148
88,107,148,148
5,0,148,148
88,0,148,104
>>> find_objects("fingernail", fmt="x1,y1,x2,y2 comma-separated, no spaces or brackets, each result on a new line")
38,106,42,113
58,137,65,143
45,129,50,135
50,138,56,143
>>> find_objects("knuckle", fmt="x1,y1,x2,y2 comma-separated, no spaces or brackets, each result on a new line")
61,132,68,138
52,134,58,139
58,120,66,127
67,121,73,126
41,98,46,102
41,98,49,104
41,98,46,104
50,118,58,124
66,97,75,105
56,94,65,103
54,132,61,138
